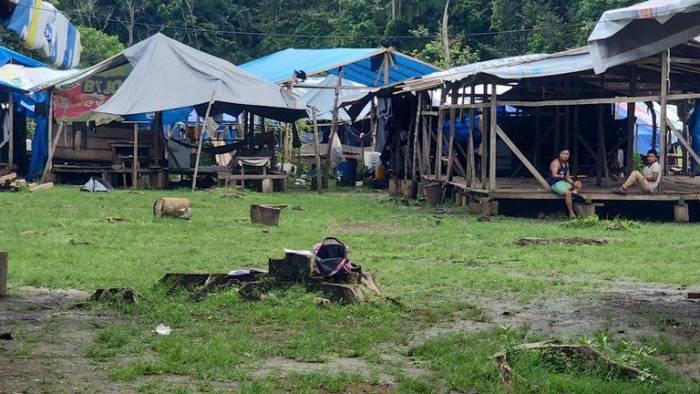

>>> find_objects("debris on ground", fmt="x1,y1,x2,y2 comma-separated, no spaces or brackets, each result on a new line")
105,217,127,224
91,288,140,304
0,332,12,340
153,197,192,220
154,324,171,336
250,204,281,226
478,215,491,222
28,182,54,193
688,292,700,300
160,270,267,300
495,341,647,386
514,237,610,246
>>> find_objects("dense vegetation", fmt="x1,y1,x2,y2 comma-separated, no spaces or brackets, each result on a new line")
1,0,638,68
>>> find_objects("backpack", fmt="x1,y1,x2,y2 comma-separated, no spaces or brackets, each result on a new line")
313,237,354,277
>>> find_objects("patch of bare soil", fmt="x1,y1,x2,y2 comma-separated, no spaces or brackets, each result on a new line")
514,237,611,246
0,287,135,394
409,278,700,379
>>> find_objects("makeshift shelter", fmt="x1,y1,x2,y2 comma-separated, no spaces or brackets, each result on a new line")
0,45,77,180
240,47,440,190
40,33,307,190
396,0,700,221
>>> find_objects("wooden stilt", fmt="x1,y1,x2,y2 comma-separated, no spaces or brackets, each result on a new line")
7,94,13,169
435,88,447,179
480,84,488,187
192,87,218,192
660,50,670,175
324,66,344,187
412,94,422,181
312,110,323,193
133,123,139,189
467,84,475,187
489,84,497,192
626,67,637,174
446,85,458,182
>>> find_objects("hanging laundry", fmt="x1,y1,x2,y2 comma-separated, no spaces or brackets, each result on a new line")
1,0,81,69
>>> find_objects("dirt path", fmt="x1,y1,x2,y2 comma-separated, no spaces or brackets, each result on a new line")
0,287,135,394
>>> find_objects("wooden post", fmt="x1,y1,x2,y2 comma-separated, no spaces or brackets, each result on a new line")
626,67,637,174
467,84,475,187
242,111,248,140
0,251,6,297
7,93,13,169
41,122,65,184
683,115,690,175
324,66,344,186
133,123,139,188
282,124,290,169
480,84,488,187
496,125,550,189
446,85,458,182
412,94,422,181
192,87,218,192
383,51,391,86
660,50,669,174
554,106,560,155
489,83,497,192
312,109,323,193
370,98,377,151
533,107,541,168
435,88,447,180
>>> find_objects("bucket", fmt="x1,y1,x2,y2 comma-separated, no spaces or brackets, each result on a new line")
423,182,443,205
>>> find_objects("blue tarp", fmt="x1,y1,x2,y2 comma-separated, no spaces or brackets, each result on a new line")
0,46,46,68
240,48,439,87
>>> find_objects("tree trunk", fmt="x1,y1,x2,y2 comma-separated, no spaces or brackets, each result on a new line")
442,0,452,68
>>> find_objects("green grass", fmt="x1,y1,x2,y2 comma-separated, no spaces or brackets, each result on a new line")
2,186,700,392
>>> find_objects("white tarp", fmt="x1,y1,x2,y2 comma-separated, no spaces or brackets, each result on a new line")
588,0,700,73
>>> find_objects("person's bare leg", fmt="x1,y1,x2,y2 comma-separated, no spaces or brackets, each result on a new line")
564,189,575,219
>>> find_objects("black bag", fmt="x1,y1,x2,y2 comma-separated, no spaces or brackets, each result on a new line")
313,238,353,277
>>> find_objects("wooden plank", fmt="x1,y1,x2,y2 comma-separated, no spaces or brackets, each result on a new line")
489,84,497,192
133,123,139,189
220,174,288,181
435,90,447,178
0,251,6,297
192,87,218,192
446,86,458,182
412,94,422,181
626,67,637,174
7,94,13,168
495,125,550,190
312,110,323,193
669,122,700,167
41,122,65,184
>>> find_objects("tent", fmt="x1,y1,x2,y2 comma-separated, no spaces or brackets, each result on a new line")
240,47,440,87
48,33,307,122
588,0,700,73
614,102,681,153
300,75,371,122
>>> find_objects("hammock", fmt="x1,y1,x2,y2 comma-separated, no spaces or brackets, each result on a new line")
168,137,246,154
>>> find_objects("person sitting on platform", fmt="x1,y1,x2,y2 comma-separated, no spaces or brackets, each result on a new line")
612,150,662,195
549,148,583,219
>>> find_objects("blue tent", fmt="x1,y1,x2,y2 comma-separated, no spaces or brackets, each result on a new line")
0,46,45,68
240,48,440,87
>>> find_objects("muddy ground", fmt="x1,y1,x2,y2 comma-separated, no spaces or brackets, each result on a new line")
1,279,699,393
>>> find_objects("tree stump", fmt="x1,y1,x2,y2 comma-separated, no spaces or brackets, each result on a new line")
153,198,192,220
269,251,311,282
250,204,281,226
423,182,442,205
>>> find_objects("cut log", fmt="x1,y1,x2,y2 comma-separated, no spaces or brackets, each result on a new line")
250,204,281,226
28,183,53,193
153,197,192,220
91,288,139,304
269,251,311,282
306,282,365,304
0,172,16,185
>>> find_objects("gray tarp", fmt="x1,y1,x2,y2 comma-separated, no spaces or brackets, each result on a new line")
58,34,307,122
588,0,700,73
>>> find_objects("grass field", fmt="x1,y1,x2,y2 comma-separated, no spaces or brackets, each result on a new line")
1,186,699,393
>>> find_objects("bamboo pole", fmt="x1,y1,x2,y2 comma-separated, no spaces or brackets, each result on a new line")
412,94,422,181
660,50,669,174
0,251,6,298
192,87,218,192
312,109,323,193
324,66,344,187
489,84,497,192
435,89,447,179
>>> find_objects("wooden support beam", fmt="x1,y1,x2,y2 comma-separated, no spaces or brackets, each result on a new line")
324,66,344,186
192,88,218,192
446,86,458,182
133,123,139,189
312,110,323,193
412,94,422,181
435,89,447,178
626,67,637,174
495,125,550,190
467,84,476,187
41,122,65,184
489,84,497,192
669,121,700,168
660,50,670,175
7,94,13,168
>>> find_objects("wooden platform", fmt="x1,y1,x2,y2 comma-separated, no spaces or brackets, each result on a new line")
427,176,700,222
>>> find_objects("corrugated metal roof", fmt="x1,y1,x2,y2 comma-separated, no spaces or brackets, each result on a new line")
240,48,440,87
